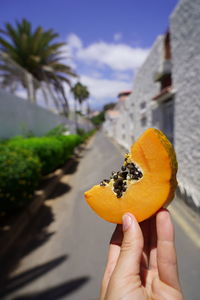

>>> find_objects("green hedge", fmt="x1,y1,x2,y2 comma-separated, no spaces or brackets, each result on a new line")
76,128,96,142
0,131,92,212
45,124,68,137
0,146,41,212
56,134,82,164
8,135,82,175
9,137,64,175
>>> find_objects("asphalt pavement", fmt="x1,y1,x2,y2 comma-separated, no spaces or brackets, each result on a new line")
0,131,200,300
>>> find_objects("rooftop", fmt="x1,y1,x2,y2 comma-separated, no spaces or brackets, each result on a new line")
117,91,132,98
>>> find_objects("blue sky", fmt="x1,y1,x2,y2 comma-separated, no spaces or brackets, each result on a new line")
1,0,179,110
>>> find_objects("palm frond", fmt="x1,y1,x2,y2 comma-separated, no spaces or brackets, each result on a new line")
0,19,77,111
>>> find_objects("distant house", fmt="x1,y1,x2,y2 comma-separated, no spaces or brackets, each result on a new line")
103,0,200,211
103,91,132,149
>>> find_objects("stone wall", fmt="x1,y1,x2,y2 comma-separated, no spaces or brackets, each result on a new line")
130,36,163,139
170,0,200,208
114,99,131,150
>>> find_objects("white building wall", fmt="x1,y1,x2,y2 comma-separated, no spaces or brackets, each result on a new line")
126,96,136,144
170,0,200,208
123,95,134,149
103,0,200,211
130,36,163,139
113,99,132,150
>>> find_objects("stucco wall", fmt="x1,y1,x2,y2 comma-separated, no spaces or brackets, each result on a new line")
114,100,131,150
122,95,135,149
170,0,200,207
129,36,163,139
0,90,91,138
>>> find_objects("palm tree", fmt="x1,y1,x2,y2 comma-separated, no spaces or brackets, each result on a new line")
71,82,90,132
0,19,76,111
71,82,90,114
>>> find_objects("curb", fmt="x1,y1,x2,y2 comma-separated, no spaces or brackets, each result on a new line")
0,137,95,259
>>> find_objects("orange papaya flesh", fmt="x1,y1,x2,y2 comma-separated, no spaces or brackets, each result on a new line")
84,128,178,224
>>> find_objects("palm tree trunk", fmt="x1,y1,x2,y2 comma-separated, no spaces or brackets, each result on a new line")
25,72,35,103
47,82,60,112
79,100,82,114
41,82,49,106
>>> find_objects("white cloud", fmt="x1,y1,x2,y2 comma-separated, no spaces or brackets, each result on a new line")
67,33,82,50
67,33,149,72
112,71,133,81
80,75,131,100
113,32,122,41
65,33,149,108
90,70,103,79
59,43,77,70
77,42,149,71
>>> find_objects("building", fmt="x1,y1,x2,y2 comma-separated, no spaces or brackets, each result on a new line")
103,91,132,149
104,0,200,211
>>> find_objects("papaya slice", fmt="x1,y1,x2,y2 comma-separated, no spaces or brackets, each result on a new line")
84,128,178,223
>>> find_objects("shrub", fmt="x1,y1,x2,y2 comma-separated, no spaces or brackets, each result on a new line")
56,134,82,164
9,137,64,175
8,135,82,175
0,133,83,212
77,128,86,136
76,128,96,142
90,111,105,127
0,146,41,212
45,124,68,137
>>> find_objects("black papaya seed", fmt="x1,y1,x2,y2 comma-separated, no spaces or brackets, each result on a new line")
120,172,128,179
116,178,123,185
117,193,122,198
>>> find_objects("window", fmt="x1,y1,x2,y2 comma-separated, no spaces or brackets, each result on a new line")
140,102,146,109
141,116,147,127
162,99,174,144
129,113,134,120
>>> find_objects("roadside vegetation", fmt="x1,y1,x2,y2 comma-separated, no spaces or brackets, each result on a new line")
0,19,96,213
90,102,116,127
0,126,95,212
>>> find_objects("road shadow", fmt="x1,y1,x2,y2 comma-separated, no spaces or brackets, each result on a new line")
0,255,68,298
38,157,79,190
12,276,90,300
38,175,58,191
0,204,55,286
47,182,71,200
63,157,79,175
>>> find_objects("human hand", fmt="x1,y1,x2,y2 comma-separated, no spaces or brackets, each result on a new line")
100,209,184,300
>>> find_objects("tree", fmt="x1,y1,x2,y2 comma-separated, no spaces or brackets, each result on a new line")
103,102,116,111
90,102,116,128
71,82,90,132
71,82,90,114
0,19,76,111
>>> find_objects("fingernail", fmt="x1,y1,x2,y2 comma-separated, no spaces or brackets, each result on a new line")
122,214,132,232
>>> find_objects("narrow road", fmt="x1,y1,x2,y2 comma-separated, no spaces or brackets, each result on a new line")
0,131,200,300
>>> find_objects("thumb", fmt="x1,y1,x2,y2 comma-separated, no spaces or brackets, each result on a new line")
113,213,144,277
